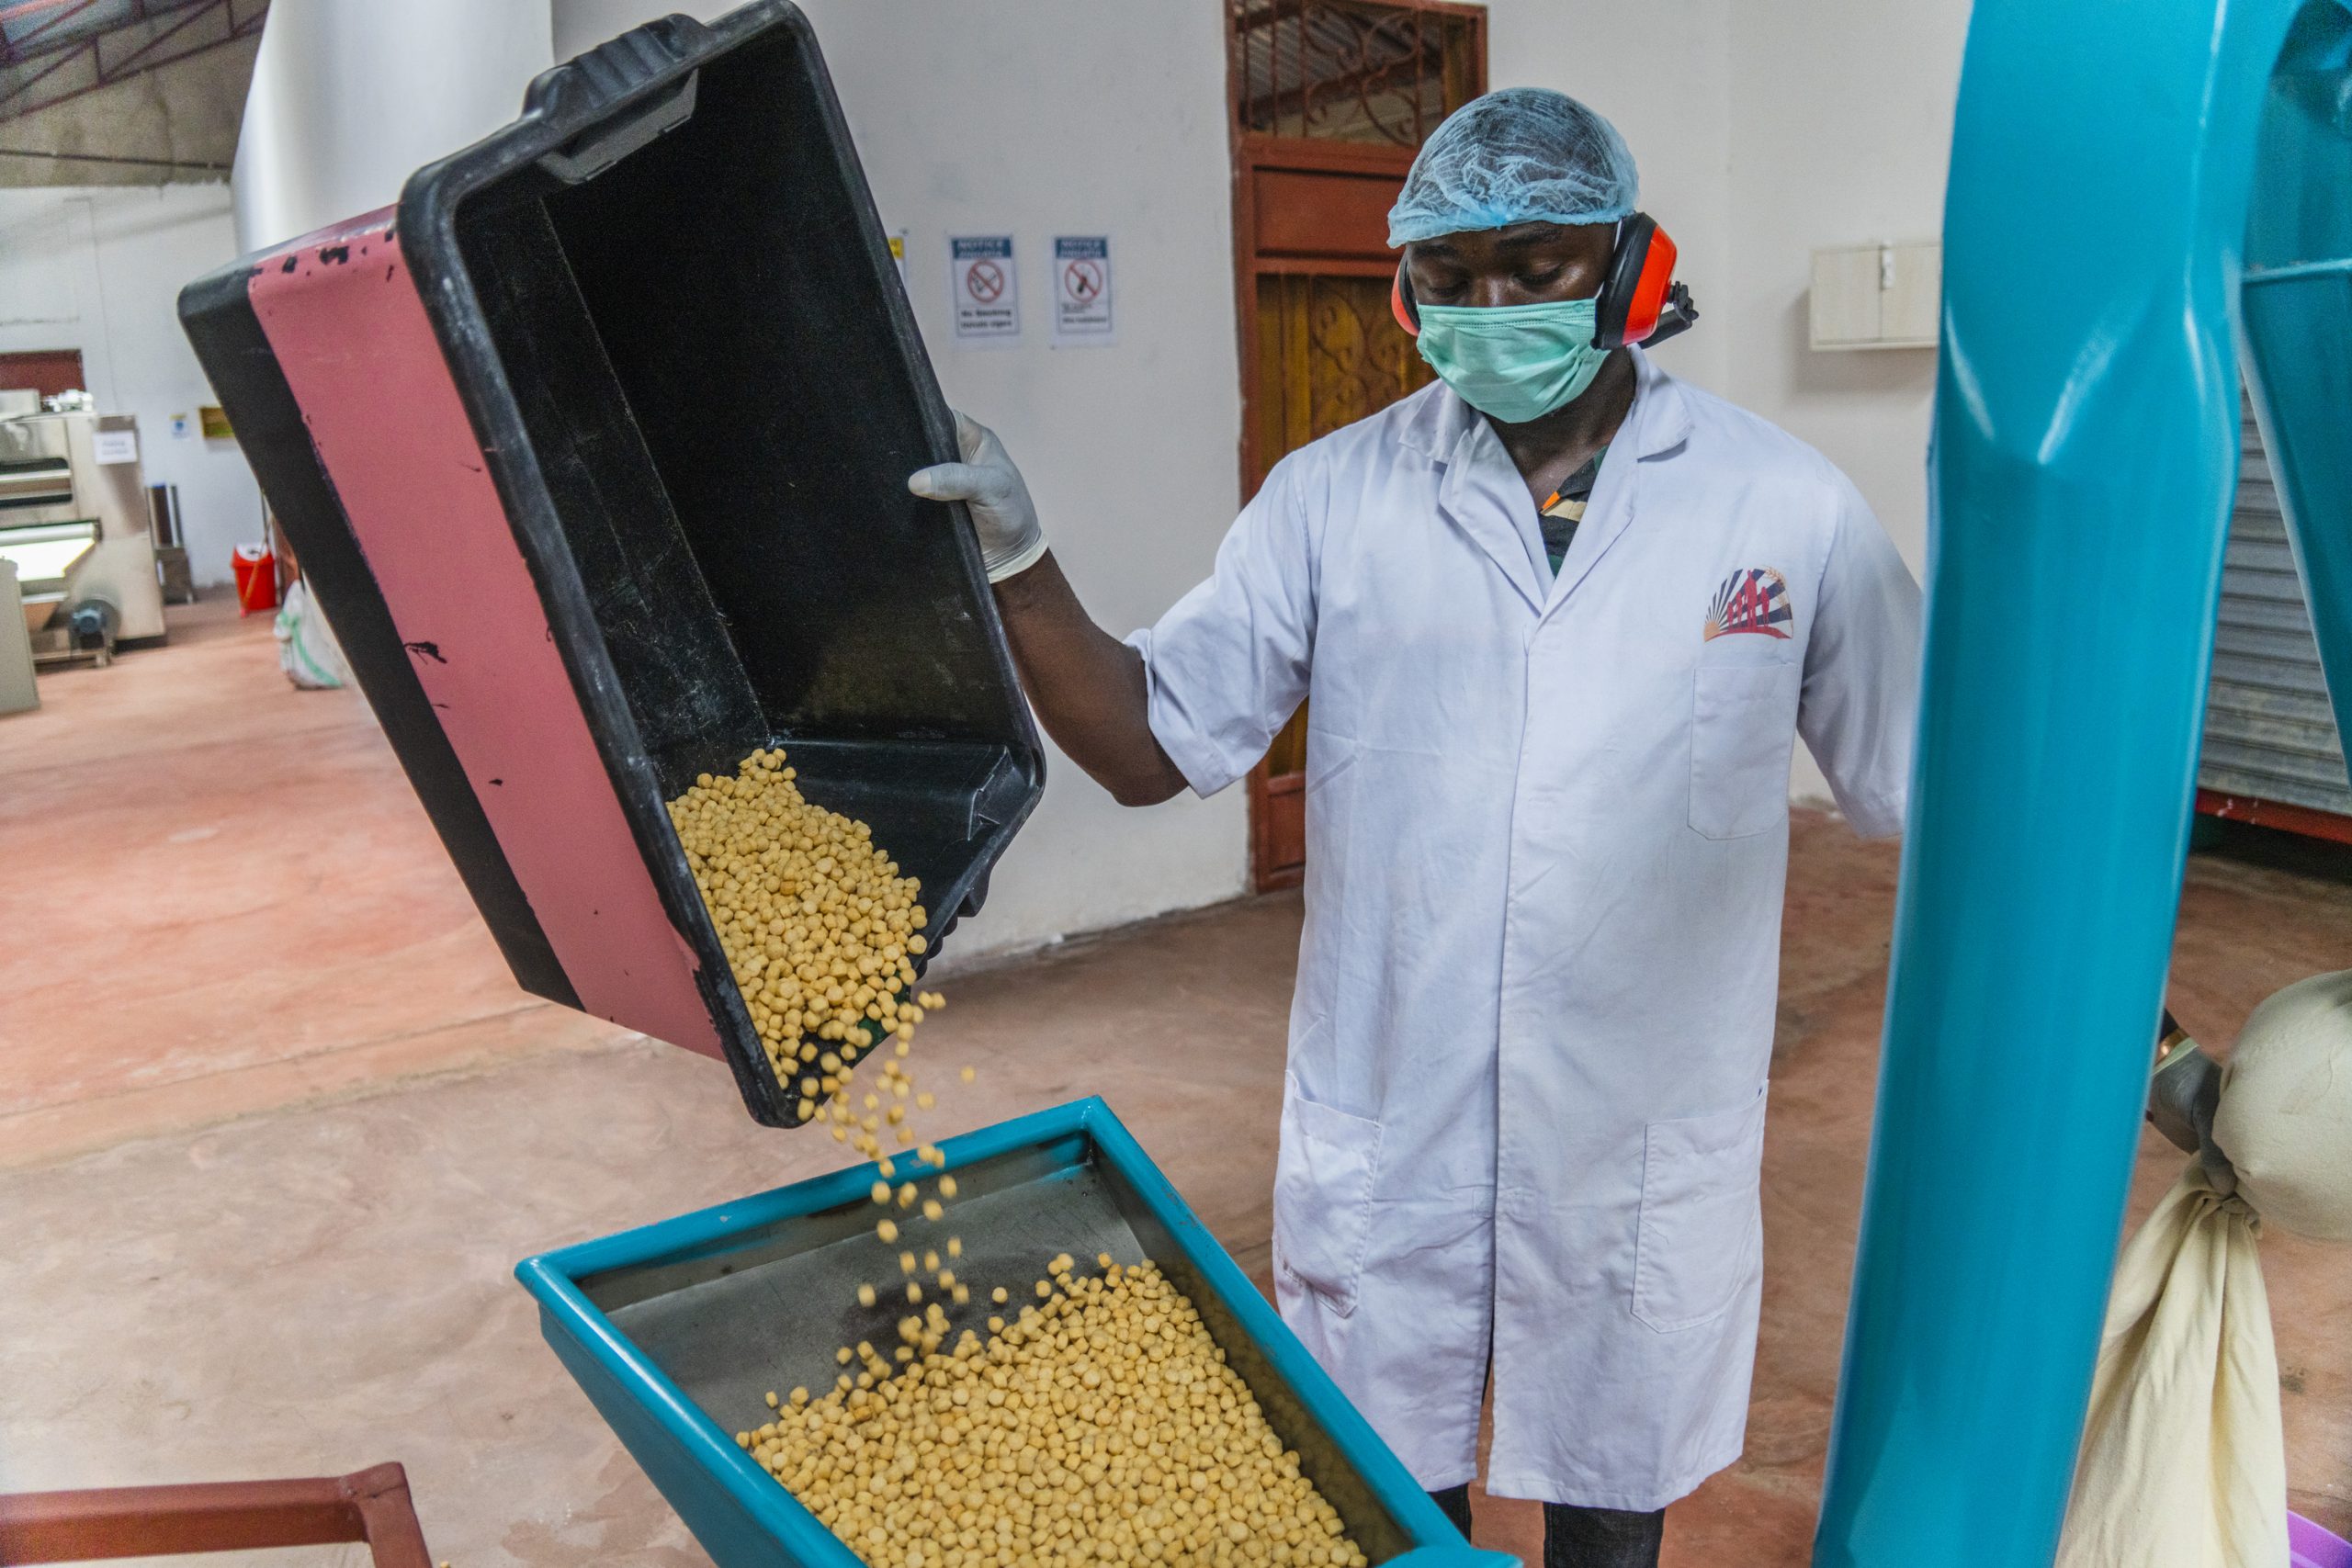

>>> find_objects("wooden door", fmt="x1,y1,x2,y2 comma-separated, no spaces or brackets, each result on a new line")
1228,0,1486,889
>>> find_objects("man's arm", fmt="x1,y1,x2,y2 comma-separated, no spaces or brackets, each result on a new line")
990,553,1188,807
1798,472,1924,837
911,412,1316,812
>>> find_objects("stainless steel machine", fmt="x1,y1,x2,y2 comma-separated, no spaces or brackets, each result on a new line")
0,392,168,667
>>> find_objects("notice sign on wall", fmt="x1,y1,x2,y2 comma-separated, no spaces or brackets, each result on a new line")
92,427,138,466
949,234,1020,345
1051,236,1114,345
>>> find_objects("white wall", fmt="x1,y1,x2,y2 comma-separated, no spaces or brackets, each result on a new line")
0,186,264,586
233,0,553,250
804,0,1251,959
1720,0,1973,800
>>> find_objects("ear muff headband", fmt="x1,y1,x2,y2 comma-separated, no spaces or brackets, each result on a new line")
1392,211,1686,347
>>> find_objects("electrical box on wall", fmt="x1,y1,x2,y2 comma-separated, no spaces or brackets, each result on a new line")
1810,241,1941,350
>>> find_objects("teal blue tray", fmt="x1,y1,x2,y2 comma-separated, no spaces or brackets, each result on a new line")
515,1096,1514,1567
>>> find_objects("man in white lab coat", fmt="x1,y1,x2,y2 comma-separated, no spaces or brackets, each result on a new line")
910,88,1921,1568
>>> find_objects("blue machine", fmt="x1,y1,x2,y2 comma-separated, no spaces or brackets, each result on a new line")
517,1098,1514,1567
1815,1,2352,1564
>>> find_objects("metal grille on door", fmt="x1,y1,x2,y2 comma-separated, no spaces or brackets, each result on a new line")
2199,396,2352,819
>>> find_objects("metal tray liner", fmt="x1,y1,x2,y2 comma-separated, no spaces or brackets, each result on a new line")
579,1134,1416,1563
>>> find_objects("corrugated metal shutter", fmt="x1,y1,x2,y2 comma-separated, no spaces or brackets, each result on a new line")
2198,397,2352,816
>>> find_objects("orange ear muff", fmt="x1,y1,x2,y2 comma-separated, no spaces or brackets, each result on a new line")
1595,212,1680,349
1391,260,1420,336
1619,225,1679,346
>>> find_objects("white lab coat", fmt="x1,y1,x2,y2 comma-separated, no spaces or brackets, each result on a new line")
1128,352,1920,1510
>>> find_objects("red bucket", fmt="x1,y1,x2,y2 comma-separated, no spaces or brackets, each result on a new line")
232,543,277,615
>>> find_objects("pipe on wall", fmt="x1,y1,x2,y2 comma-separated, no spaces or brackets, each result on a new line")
230,0,553,253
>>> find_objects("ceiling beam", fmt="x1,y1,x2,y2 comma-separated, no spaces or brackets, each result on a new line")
0,0,262,122
0,0,100,66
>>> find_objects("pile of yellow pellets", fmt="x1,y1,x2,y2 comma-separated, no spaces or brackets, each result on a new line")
667,748,953,1142
674,751,1364,1566
741,1256,1369,1568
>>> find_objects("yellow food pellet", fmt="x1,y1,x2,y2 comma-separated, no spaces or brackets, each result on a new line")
922,1200,944,1222
935,1269,956,1290
991,1286,1008,1304
895,1182,916,1208
1097,1251,1114,1269
876,1220,897,1244
855,1283,876,1308
938,1176,958,1199
898,1250,916,1275
922,1249,939,1271
959,1066,975,1083
1035,1280,1052,1299
666,751,945,1097
905,1281,922,1303
732,1258,1366,1568
876,1158,894,1179
1049,1253,1074,1275
868,1181,889,1205
946,1236,962,1258
763,1390,778,1408
951,1283,969,1305
915,1091,935,1111
835,1346,853,1364
788,1386,808,1406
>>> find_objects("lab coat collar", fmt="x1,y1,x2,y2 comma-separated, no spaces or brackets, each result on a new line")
1544,349,1691,617
1413,349,1692,617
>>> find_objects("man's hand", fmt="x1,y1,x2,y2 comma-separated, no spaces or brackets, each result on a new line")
905,410,1187,807
909,413,1047,583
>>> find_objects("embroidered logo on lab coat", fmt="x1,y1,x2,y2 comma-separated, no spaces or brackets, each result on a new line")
1703,568,1793,641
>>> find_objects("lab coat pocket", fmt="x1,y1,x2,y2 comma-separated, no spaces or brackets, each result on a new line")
1273,1069,1383,1318
1689,662,1802,840
1633,1086,1768,1333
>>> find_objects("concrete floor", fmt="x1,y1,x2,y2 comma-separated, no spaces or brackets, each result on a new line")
3,601,2346,1565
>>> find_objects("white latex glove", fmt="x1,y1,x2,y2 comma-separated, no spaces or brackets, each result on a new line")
907,412,1046,582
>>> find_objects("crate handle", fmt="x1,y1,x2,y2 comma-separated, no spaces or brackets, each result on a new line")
526,16,710,182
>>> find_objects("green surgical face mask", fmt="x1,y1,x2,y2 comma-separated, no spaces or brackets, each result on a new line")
1413,298,1608,424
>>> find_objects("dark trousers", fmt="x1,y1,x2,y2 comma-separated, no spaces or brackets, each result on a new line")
1430,1483,1665,1568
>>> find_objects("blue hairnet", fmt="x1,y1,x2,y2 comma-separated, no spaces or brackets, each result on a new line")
1386,88,1638,246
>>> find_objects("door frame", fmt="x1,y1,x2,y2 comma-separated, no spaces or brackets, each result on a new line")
1225,1,1487,890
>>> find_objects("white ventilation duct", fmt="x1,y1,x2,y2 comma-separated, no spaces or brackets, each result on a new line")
232,0,553,253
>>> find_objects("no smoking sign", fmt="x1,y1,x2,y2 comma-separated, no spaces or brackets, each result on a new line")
1052,236,1114,345
949,235,1020,344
